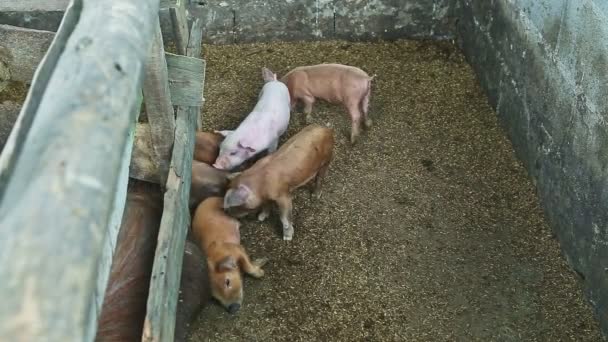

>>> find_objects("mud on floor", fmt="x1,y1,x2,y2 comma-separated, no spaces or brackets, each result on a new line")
189,40,602,341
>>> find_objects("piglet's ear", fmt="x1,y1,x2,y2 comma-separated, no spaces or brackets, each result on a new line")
224,185,251,208
216,256,237,272
237,140,256,153
262,67,277,82
214,129,233,137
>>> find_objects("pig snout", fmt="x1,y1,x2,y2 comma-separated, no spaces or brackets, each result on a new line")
227,303,241,314
213,156,229,170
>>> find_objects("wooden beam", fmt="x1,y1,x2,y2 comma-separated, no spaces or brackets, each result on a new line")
166,53,205,107
131,45,205,184
142,106,197,342
169,0,189,55
0,0,162,341
0,25,55,84
186,18,204,130
159,0,189,54
143,21,205,342
143,22,175,187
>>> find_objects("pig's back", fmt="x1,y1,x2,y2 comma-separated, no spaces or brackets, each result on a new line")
239,81,290,134
286,64,369,103
269,125,334,184
192,197,240,249
254,81,290,110
289,63,369,79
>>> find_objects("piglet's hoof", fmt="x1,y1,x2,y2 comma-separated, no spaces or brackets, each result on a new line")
282,231,293,241
257,210,269,222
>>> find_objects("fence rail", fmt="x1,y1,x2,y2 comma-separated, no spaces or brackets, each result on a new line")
0,0,206,340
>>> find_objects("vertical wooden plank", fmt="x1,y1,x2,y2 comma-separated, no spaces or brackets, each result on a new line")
164,53,205,107
0,0,162,340
143,21,175,187
143,20,205,342
170,0,189,55
142,105,198,342
186,18,204,130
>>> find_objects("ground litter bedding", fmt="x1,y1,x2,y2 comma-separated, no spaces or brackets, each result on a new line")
0,38,601,342
188,39,601,342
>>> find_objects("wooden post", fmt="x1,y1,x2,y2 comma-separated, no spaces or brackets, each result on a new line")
131,42,205,184
170,0,190,55
143,20,205,342
159,0,189,55
186,18,205,131
143,21,175,187
0,0,161,341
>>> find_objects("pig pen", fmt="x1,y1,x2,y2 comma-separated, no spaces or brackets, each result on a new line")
186,40,602,341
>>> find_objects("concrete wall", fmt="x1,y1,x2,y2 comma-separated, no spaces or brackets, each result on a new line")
186,0,457,43
456,0,608,336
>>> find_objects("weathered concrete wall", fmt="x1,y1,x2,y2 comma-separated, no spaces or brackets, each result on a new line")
186,0,457,43
1,1,458,44
457,0,608,336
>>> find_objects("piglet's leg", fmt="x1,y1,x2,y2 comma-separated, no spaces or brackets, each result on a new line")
257,203,271,222
302,96,315,124
346,101,362,145
277,196,294,241
312,163,330,199
361,89,372,128
237,247,268,278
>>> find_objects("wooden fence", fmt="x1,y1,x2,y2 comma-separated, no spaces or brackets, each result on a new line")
0,0,204,340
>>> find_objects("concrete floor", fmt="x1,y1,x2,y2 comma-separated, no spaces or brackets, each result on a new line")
187,40,602,341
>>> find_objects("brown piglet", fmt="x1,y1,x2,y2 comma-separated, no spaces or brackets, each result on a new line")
280,63,374,144
189,160,230,212
191,197,268,314
223,124,334,241
194,131,224,164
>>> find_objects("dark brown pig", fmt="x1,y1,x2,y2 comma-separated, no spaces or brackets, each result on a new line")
223,124,334,241
189,160,230,212
96,180,211,342
174,240,210,342
96,180,163,341
194,131,224,164
191,197,268,314
280,63,374,144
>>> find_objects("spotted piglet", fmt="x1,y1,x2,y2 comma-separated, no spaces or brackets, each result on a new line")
280,63,374,144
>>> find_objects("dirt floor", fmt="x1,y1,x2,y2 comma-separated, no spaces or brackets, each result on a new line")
189,40,602,341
